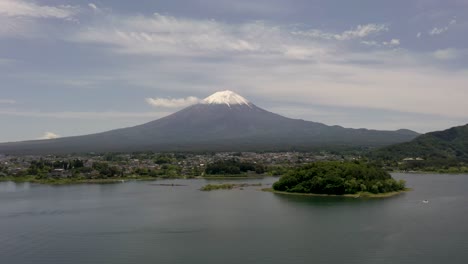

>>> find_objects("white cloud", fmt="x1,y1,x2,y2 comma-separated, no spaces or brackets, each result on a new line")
283,46,327,60
0,0,78,19
70,13,389,59
416,32,422,38
39,132,60,140
383,38,400,46
433,48,460,60
0,99,15,104
145,96,201,108
236,59,468,119
3,7,467,133
361,39,399,47
336,24,388,40
195,0,290,16
0,15,37,37
429,26,449,35
71,13,267,56
428,19,457,36
88,3,98,11
0,0,78,37
99,46,468,120
294,23,388,41
361,40,379,46
62,10,468,120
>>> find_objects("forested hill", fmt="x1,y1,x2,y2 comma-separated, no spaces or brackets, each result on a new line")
370,124,468,162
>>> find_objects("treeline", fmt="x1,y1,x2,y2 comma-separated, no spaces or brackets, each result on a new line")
205,160,266,175
273,161,405,195
134,164,182,178
24,159,126,178
90,162,123,178
370,157,468,173
27,159,85,177
369,124,468,171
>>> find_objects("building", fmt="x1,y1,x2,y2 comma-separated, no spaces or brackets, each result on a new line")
48,169,72,178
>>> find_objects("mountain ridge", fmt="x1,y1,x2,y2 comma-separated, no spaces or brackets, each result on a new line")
0,91,420,155
371,124,468,161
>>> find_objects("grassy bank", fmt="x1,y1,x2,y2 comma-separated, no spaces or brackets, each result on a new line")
261,188,411,198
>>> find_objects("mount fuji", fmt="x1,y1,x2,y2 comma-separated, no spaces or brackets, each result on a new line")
0,91,419,154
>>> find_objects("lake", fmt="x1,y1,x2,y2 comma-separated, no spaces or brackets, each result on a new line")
1,173,468,264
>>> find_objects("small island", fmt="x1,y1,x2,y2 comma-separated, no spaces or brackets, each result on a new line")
200,183,262,191
269,161,408,198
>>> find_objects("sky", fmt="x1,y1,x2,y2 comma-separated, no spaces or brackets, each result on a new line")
1,0,467,142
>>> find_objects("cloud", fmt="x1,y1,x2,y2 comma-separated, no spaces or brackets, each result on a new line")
361,40,379,46
98,45,468,120
39,132,60,140
145,96,201,108
88,3,98,11
416,32,422,38
294,24,388,41
195,0,290,16
361,39,400,47
433,48,460,60
383,39,400,46
2,6,467,134
429,26,449,35
0,0,78,19
283,46,327,60
69,12,390,59
428,19,457,36
71,13,268,56
337,24,388,40
0,15,36,37
268,104,467,133
239,59,468,119
0,0,79,37
0,57,16,65
0,110,171,119
0,99,15,104
61,10,468,120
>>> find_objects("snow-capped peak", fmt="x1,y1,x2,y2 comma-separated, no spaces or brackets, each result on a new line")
203,90,251,107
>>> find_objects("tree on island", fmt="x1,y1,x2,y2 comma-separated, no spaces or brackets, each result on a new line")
272,161,405,195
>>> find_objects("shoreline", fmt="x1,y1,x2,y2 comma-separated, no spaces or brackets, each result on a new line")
3,171,468,186
0,175,270,185
391,170,468,175
261,188,411,198
200,175,269,180
0,176,161,185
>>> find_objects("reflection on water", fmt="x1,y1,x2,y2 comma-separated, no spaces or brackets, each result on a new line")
0,174,468,264
0,181,31,193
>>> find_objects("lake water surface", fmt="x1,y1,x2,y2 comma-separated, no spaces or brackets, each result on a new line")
1,173,468,264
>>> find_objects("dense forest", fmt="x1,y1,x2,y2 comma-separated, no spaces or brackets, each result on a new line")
272,161,405,195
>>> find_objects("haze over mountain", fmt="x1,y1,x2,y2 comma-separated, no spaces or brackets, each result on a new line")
372,124,468,162
0,91,419,155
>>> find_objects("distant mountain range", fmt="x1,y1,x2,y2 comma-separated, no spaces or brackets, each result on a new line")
0,91,419,155
371,124,468,161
